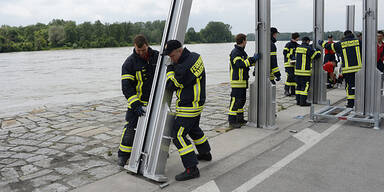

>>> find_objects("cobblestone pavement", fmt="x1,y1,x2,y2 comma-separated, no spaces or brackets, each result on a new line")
0,82,296,192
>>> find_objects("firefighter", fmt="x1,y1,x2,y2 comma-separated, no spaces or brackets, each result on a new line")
228,33,260,128
324,35,336,63
283,33,300,96
163,40,212,181
270,27,282,84
295,37,321,106
319,30,362,108
118,35,159,167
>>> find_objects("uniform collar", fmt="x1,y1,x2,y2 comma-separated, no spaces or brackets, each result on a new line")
176,48,190,64
133,47,154,61
271,36,277,43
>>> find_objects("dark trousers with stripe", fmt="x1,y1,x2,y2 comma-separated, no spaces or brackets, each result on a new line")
295,76,311,105
344,72,355,108
285,67,296,94
228,88,246,124
172,115,211,168
118,109,139,158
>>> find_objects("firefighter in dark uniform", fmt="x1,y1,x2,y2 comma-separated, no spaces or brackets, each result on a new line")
283,33,300,96
163,40,212,181
270,27,282,84
228,34,260,128
324,35,337,88
319,30,362,108
118,35,159,166
295,37,321,106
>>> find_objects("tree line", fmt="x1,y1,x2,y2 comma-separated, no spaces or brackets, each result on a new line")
0,19,233,53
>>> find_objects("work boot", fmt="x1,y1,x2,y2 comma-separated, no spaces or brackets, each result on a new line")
290,86,296,97
300,95,311,107
197,152,212,161
229,122,242,129
175,166,200,181
284,86,291,96
237,113,247,126
346,100,354,108
118,156,129,167
300,102,311,107
296,95,300,105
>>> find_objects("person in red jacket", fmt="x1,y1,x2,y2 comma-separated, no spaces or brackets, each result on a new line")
377,31,384,72
324,35,336,64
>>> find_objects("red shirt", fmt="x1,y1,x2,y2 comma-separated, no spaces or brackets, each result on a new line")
323,61,334,73
378,42,384,62
325,41,335,55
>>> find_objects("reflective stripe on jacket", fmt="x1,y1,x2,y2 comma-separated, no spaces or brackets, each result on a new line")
283,40,300,68
229,45,255,88
295,43,321,76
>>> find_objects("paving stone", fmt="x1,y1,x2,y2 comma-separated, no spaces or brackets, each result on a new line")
51,122,75,129
0,159,17,165
1,167,19,180
50,143,69,150
0,152,15,158
54,166,75,175
60,136,88,144
20,169,53,181
65,145,87,153
71,160,110,172
35,148,61,156
10,146,38,152
65,126,98,135
47,135,66,142
68,155,88,162
8,126,29,134
76,127,111,137
11,152,36,159
8,138,40,146
92,133,112,140
33,158,53,168
31,174,63,187
1,119,21,128
85,147,109,156
32,183,69,192
21,165,40,175
87,165,121,179
26,155,49,163
38,142,54,148
7,160,27,167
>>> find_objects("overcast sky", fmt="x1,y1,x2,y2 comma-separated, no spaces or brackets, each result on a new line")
0,0,383,34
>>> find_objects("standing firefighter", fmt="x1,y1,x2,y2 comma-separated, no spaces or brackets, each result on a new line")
118,35,159,166
295,37,321,106
228,33,260,128
163,40,212,181
270,27,282,84
283,33,300,96
319,30,362,108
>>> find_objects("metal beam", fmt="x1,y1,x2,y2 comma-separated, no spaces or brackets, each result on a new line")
346,5,356,33
127,0,193,182
249,0,275,129
355,0,380,123
310,0,327,104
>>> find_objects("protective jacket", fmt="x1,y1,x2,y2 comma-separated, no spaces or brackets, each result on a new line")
321,35,362,74
229,45,256,88
271,36,281,80
294,42,321,76
283,40,300,68
166,48,206,118
121,47,159,109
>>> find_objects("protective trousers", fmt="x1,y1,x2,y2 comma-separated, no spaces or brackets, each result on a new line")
295,76,311,105
118,109,139,158
285,67,296,94
228,88,246,124
344,73,355,108
172,115,211,168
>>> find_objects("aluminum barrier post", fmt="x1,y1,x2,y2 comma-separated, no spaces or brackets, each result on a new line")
249,0,275,129
346,5,356,33
310,0,327,105
127,0,193,182
356,0,381,129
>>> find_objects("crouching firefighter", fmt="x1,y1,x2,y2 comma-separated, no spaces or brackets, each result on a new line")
319,30,362,108
228,33,260,128
118,35,159,166
294,37,321,106
163,40,212,181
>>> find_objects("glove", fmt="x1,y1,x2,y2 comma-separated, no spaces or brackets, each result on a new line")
318,40,324,46
248,53,260,64
253,53,260,61
134,105,146,117
276,76,281,81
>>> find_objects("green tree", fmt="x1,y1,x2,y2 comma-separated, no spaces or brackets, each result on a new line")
200,21,233,43
48,25,66,47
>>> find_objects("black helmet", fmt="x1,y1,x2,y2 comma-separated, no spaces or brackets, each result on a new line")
271,27,279,34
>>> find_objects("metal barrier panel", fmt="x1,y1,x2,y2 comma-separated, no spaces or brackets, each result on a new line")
356,0,380,116
127,0,193,182
346,5,356,33
310,0,327,104
249,0,275,128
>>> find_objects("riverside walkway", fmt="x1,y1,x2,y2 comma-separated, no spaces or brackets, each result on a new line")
0,82,297,192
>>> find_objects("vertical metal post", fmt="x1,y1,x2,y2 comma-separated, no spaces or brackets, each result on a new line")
346,5,356,33
249,0,275,129
127,0,193,182
310,0,327,104
355,0,380,129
